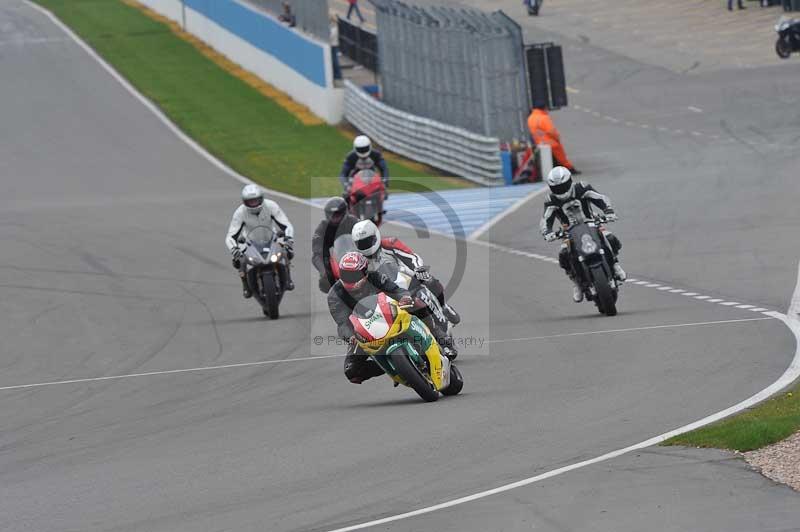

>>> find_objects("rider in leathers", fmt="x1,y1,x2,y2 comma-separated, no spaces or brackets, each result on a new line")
540,167,625,302
351,221,460,321
351,220,460,359
311,197,359,292
327,252,411,383
339,135,389,193
226,184,295,297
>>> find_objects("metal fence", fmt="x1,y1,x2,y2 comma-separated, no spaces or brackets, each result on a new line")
246,0,330,42
338,17,379,72
344,81,503,183
370,0,529,143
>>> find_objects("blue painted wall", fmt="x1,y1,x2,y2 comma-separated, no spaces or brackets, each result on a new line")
185,0,327,87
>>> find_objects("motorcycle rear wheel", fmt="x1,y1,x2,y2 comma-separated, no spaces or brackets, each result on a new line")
390,349,439,402
776,38,792,59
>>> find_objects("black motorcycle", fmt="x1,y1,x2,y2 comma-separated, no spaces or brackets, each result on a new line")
524,0,542,16
775,18,800,59
555,209,620,316
241,225,290,319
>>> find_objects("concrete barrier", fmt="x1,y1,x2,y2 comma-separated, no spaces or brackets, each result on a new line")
137,0,343,124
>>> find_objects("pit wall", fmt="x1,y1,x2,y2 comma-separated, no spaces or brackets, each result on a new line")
138,0,344,124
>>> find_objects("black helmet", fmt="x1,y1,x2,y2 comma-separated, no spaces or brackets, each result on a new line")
324,196,348,224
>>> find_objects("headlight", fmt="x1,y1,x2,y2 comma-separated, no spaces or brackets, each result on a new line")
580,234,598,254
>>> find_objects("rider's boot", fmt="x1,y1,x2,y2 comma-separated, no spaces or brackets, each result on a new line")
240,275,252,299
613,263,627,282
285,265,295,291
443,303,461,325
442,344,458,361
571,278,584,303
438,334,458,360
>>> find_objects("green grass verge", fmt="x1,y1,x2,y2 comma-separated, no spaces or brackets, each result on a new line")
663,384,800,452
32,0,471,197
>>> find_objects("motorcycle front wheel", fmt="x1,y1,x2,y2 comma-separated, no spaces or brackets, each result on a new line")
261,270,281,319
441,364,463,396
776,37,792,59
390,349,439,402
591,265,618,316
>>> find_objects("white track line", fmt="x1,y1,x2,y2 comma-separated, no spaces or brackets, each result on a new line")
0,355,343,392
486,317,773,345
23,0,317,210
469,185,549,241
323,308,800,532
0,318,772,392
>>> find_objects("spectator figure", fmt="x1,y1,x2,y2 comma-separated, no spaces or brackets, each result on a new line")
330,15,342,81
279,2,296,27
527,106,581,175
346,0,365,23
728,0,745,10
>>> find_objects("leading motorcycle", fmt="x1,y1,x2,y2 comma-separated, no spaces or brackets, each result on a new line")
240,225,291,319
775,17,800,59
349,292,463,402
552,203,621,316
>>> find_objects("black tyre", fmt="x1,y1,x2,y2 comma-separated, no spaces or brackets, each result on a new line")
390,349,439,402
591,265,617,316
441,364,463,396
776,38,792,59
261,270,280,319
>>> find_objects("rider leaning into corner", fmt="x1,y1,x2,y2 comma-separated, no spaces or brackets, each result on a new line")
312,196,359,292
328,251,413,384
540,166,626,302
351,219,461,359
226,184,295,298
339,135,390,194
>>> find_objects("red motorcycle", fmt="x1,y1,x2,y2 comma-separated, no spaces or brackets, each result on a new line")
347,169,386,226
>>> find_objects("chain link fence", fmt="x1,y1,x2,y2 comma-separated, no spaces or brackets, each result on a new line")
246,0,330,42
371,0,529,143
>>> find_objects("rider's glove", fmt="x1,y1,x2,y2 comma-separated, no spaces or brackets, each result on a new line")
605,212,618,222
284,237,295,259
232,247,244,260
414,267,431,282
398,295,414,308
544,232,557,242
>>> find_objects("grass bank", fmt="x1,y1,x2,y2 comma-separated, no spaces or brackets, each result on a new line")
663,385,799,452
32,0,470,197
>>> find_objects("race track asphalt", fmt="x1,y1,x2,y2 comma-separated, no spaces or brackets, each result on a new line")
1,2,798,531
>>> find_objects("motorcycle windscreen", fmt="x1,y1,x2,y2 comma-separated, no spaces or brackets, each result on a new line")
350,293,396,342
246,225,276,253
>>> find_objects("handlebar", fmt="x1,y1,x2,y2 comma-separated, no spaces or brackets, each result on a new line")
547,215,616,241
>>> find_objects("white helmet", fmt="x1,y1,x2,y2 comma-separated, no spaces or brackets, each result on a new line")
353,135,372,159
546,166,574,200
352,219,381,257
241,184,264,215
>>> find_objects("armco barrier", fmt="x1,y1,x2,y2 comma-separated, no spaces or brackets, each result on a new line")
137,0,343,124
344,81,502,184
